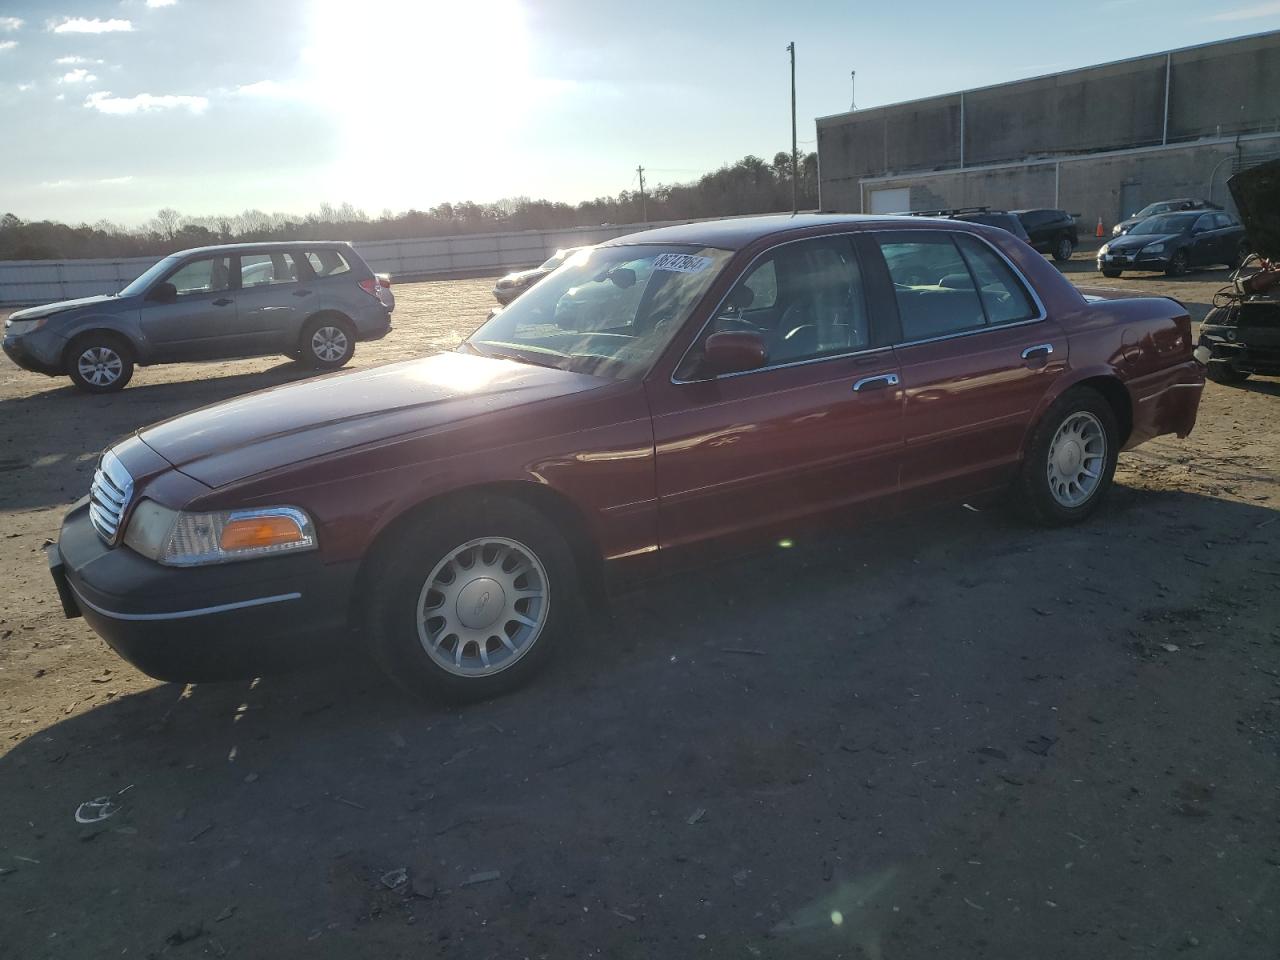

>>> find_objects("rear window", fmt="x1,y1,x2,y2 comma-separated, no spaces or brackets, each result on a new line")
305,249,351,277
240,252,302,286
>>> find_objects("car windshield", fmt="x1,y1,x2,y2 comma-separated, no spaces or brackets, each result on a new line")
466,244,732,379
118,254,182,297
1130,213,1198,235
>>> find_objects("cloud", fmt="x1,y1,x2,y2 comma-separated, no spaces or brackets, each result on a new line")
146,0,178,6
0,17,22,31
50,18,134,34
0,40,16,52
85,90,209,115
234,79,304,99
18,82,34,92
39,176,135,190
55,55,104,65
59,68,98,84
1211,1,1280,18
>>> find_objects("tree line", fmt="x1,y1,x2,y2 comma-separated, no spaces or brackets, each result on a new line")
1,152,818,261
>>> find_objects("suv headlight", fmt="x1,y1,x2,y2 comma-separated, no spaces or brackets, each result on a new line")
4,317,48,337
1144,242,1165,253
123,501,317,566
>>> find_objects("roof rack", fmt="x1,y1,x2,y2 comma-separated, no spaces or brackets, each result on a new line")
908,206,994,217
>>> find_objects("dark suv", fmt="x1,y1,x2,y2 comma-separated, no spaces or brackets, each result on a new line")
3,241,393,392
1013,208,1078,262
909,208,1031,243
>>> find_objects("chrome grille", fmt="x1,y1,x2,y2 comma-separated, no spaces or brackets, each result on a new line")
89,450,133,544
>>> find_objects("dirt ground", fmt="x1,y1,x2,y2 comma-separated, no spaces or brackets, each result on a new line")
1,257,1277,959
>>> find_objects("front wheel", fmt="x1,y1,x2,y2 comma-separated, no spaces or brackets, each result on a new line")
1100,267,1122,278
1227,241,1249,271
299,316,355,369
1015,387,1119,526
1052,236,1074,263
1206,361,1250,386
365,497,585,703
1165,250,1189,277
66,335,134,393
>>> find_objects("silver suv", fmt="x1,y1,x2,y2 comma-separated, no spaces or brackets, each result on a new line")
2,241,394,392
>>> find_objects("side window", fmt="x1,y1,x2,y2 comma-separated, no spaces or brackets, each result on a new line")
743,259,777,310
165,256,232,296
240,252,301,287
305,249,351,277
1211,213,1232,230
954,234,1038,326
1193,214,1214,233
878,234,985,341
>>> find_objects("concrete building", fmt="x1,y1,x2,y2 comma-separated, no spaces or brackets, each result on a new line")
816,30,1280,230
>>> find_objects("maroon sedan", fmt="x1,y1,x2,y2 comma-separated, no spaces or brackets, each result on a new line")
47,215,1205,701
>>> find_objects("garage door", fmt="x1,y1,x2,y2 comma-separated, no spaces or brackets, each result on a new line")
868,187,910,214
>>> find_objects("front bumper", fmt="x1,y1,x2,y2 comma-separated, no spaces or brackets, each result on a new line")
1097,250,1168,271
50,500,357,681
1199,329,1280,375
2,335,63,376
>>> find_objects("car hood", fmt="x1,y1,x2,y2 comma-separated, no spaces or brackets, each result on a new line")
1229,157,1280,260
8,294,118,321
137,351,612,488
1108,233,1179,252
498,267,545,286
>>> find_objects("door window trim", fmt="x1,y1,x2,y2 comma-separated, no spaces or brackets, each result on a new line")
670,232,885,384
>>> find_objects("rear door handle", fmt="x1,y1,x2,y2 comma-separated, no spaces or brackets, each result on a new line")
852,373,900,392
1021,343,1054,363
212,297,233,307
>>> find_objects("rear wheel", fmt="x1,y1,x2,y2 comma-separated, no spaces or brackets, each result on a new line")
1165,250,1189,277
1052,235,1074,263
365,497,585,703
1101,268,1122,278
299,315,355,369
66,334,134,393
1015,387,1119,526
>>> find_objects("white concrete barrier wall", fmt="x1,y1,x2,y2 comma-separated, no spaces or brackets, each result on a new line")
0,220,688,306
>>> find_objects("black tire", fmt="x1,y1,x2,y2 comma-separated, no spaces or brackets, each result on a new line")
1101,268,1122,278
299,315,355,369
65,333,135,393
365,496,585,703
1165,250,1189,277
1015,387,1119,526
1052,235,1074,263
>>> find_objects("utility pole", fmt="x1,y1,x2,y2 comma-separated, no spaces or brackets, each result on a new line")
850,70,857,110
636,165,647,222
788,41,798,215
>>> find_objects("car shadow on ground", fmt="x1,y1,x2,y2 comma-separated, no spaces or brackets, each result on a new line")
1,485,1277,956
0,360,326,512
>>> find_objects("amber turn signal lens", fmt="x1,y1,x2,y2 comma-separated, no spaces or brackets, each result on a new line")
219,515,304,551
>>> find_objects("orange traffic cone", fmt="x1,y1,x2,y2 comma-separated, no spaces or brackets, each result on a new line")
1095,217,1105,238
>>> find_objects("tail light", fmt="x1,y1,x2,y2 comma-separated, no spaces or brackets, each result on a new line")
376,273,392,288
357,278,379,297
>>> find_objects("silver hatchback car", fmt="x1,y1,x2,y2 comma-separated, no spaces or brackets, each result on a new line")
2,241,394,392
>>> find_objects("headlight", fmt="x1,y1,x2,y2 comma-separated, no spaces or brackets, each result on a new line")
4,317,48,337
1144,242,1165,253
123,501,316,566
1112,225,1123,236
1098,243,1110,255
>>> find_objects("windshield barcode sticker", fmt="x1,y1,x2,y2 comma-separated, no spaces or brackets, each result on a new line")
652,253,713,273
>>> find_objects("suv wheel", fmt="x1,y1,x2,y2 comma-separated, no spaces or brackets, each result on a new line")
1015,387,1119,526
66,334,134,393
365,497,585,703
299,316,355,369
1052,235,1074,263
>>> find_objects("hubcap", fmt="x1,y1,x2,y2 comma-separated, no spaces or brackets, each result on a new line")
1047,411,1106,508
416,537,549,677
311,326,348,362
77,346,122,386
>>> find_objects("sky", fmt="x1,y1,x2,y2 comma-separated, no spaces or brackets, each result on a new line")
0,0,1278,226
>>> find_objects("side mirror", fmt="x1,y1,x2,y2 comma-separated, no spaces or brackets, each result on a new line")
702,331,767,377
147,281,177,303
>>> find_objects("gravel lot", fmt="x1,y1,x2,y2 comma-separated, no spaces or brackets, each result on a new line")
1,259,1278,958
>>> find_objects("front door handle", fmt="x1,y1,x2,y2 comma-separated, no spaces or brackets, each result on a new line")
1021,343,1054,364
212,297,233,307
852,373,900,392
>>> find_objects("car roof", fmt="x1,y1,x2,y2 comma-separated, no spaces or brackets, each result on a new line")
600,213,939,251
1010,208,1065,215
161,240,353,258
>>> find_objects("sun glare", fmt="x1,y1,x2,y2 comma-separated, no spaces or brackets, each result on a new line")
305,0,536,208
